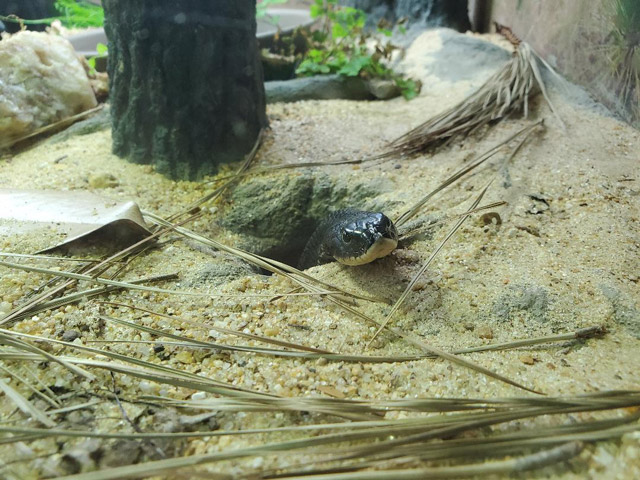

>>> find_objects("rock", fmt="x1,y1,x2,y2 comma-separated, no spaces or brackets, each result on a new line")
220,173,315,262
88,173,119,189
266,74,373,103
100,440,142,468
219,171,394,265
520,354,536,365
61,330,80,342
366,78,401,100
477,325,493,339
526,193,551,215
400,29,511,91
0,31,97,147
59,439,102,475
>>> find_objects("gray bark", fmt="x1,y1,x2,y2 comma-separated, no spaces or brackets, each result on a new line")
103,0,267,179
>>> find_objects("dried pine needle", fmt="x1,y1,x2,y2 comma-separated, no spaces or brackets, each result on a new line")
379,42,563,161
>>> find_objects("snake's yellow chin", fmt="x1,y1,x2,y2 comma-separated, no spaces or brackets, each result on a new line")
336,237,398,266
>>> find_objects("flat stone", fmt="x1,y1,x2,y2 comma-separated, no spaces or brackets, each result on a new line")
266,74,372,103
366,78,402,99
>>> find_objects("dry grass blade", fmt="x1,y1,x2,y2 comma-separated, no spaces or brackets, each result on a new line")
0,377,55,427
271,443,585,480
6,274,178,323
98,301,332,354
83,323,604,364
0,259,217,297
394,121,542,227
0,329,279,399
0,252,111,263
144,212,384,305
204,157,366,185
0,211,200,326
0,363,59,408
317,286,539,394
380,42,562,160
99,314,333,355
360,181,541,393
0,105,104,150
370,184,489,344
0,331,93,380
45,397,640,480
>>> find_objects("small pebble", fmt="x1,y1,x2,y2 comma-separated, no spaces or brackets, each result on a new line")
520,354,536,365
0,301,11,315
61,330,80,342
477,325,493,339
318,385,345,398
88,173,119,188
264,327,280,336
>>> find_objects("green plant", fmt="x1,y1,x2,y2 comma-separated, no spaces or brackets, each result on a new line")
0,0,103,28
296,0,420,99
53,0,104,28
256,0,288,20
87,42,108,75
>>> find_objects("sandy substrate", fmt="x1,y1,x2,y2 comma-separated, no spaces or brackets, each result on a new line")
0,29,639,478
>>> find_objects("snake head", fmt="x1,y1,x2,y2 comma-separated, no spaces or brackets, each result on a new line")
330,211,398,266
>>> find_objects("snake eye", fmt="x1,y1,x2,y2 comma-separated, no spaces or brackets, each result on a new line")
341,230,352,243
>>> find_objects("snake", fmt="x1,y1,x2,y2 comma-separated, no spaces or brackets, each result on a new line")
298,209,398,270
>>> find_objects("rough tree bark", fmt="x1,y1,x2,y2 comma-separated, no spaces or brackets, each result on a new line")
102,0,267,179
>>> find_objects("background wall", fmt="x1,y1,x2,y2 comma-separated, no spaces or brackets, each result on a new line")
488,0,639,126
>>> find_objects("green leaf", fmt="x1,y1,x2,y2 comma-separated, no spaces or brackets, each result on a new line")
338,56,371,76
256,0,288,19
296,58,331,76
96,42,108,55
395,78,420,100
377,28,392,37
310,4,324,18
332,22,348,38
53,0,104,28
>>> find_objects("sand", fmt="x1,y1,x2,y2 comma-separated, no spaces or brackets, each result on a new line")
0,29,638,478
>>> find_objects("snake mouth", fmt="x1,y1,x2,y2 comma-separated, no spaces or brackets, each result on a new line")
335,235,398,266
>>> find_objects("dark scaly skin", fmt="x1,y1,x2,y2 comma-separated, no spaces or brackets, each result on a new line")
298,209,398,270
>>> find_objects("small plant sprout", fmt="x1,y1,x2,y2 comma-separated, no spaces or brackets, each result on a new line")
297,0,421,99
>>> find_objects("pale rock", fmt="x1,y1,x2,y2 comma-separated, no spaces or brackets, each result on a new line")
0,31,97,146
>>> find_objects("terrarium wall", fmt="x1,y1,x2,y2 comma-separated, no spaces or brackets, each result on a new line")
489,0,639,127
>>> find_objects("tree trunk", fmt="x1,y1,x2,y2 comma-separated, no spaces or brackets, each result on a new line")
102,0,267,179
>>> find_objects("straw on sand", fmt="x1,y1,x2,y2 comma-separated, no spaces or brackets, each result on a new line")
379,26,564,160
